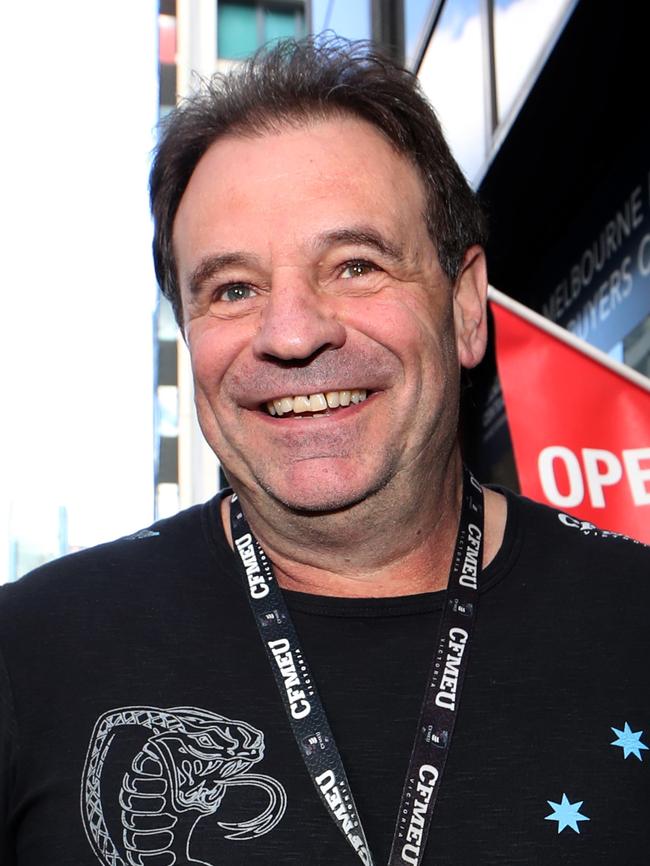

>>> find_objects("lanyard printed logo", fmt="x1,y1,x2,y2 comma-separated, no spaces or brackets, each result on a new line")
230,470,484,866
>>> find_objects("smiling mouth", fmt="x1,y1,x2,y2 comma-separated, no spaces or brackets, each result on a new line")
265,389,368,417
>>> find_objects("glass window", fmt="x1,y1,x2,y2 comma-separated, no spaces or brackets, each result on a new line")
265,7,302,43
218,1,259,59
157,295,179,341
311,0,370,40
494,0,572,123
157,340,178,388
608,341,624,364
158,14,177,65
218,2,305,59
158,435,179,484
157,386,179,437
156,483,180,519
159,62,177,107
405,0,437,68
624,314,650,378
418,0,486,184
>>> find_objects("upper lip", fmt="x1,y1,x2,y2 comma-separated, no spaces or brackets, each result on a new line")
265,386,370,400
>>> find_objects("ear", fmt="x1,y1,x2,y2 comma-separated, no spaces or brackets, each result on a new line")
453,245,488,370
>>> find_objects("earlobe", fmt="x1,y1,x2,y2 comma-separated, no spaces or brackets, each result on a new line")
453,245,488,369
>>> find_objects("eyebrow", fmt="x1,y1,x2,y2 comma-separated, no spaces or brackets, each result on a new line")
185,226,405,296
314,226,405,263
187,252,261,297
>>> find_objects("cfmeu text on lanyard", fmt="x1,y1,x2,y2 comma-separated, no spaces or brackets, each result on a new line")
230,467,484,866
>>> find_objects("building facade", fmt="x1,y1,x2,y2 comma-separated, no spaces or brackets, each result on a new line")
410,0,649,485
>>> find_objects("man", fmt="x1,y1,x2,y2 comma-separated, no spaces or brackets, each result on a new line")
1,38,648,866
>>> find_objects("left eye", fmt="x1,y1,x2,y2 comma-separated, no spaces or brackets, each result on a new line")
340,261,376,279
219,284,256,302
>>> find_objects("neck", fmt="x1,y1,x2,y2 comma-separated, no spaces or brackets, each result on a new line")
222,453,506,598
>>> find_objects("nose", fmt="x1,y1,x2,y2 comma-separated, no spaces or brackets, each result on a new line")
252,275,346,361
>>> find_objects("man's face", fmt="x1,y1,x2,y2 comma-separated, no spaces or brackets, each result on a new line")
173,115,486,513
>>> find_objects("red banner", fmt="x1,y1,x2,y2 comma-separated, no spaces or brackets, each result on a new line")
490,290,650,544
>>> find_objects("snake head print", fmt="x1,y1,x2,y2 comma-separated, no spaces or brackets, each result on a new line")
81,706,287,866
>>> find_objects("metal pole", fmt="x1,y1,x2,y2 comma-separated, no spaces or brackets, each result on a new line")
371,0,405,65
480,0,499,141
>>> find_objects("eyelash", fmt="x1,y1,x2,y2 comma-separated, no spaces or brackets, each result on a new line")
213,258,378,302
215,283,256,303
339,259,378,279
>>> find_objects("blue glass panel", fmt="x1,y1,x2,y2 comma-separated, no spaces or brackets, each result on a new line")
264,7,303,43
405,0,436,67
218,2,259,59
311,0,371,41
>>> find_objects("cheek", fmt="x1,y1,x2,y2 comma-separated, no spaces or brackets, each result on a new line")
343,294,452,367
187,321,247,392
343,296,414,339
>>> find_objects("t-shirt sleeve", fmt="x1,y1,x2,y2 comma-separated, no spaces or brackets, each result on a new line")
0,646,17,863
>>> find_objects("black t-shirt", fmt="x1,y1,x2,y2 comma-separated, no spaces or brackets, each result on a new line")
0,489,649,865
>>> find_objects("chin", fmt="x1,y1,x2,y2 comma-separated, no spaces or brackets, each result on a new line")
271,491,367,516
259,469,393,517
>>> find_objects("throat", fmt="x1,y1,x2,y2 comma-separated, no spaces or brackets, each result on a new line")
222,463,481,599
266,508,461,598
274,565,452,598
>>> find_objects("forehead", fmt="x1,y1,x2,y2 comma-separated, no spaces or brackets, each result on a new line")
172,115,430,263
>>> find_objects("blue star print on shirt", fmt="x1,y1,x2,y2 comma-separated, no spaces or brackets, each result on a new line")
545,794,590,834
611,723,648,760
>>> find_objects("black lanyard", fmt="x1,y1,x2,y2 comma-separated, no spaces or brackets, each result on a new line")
229,467,484,866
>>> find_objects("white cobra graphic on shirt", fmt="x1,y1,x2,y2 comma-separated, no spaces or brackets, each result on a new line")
81,705,287,866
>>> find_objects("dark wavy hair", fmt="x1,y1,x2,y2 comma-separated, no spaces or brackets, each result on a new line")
150,36,487,325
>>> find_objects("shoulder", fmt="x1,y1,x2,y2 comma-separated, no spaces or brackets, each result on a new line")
496,486,649,581
0,498,225,624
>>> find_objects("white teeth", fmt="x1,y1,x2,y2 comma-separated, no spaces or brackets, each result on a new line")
292,395,311,413
308,393,328,412
265,389,368,416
